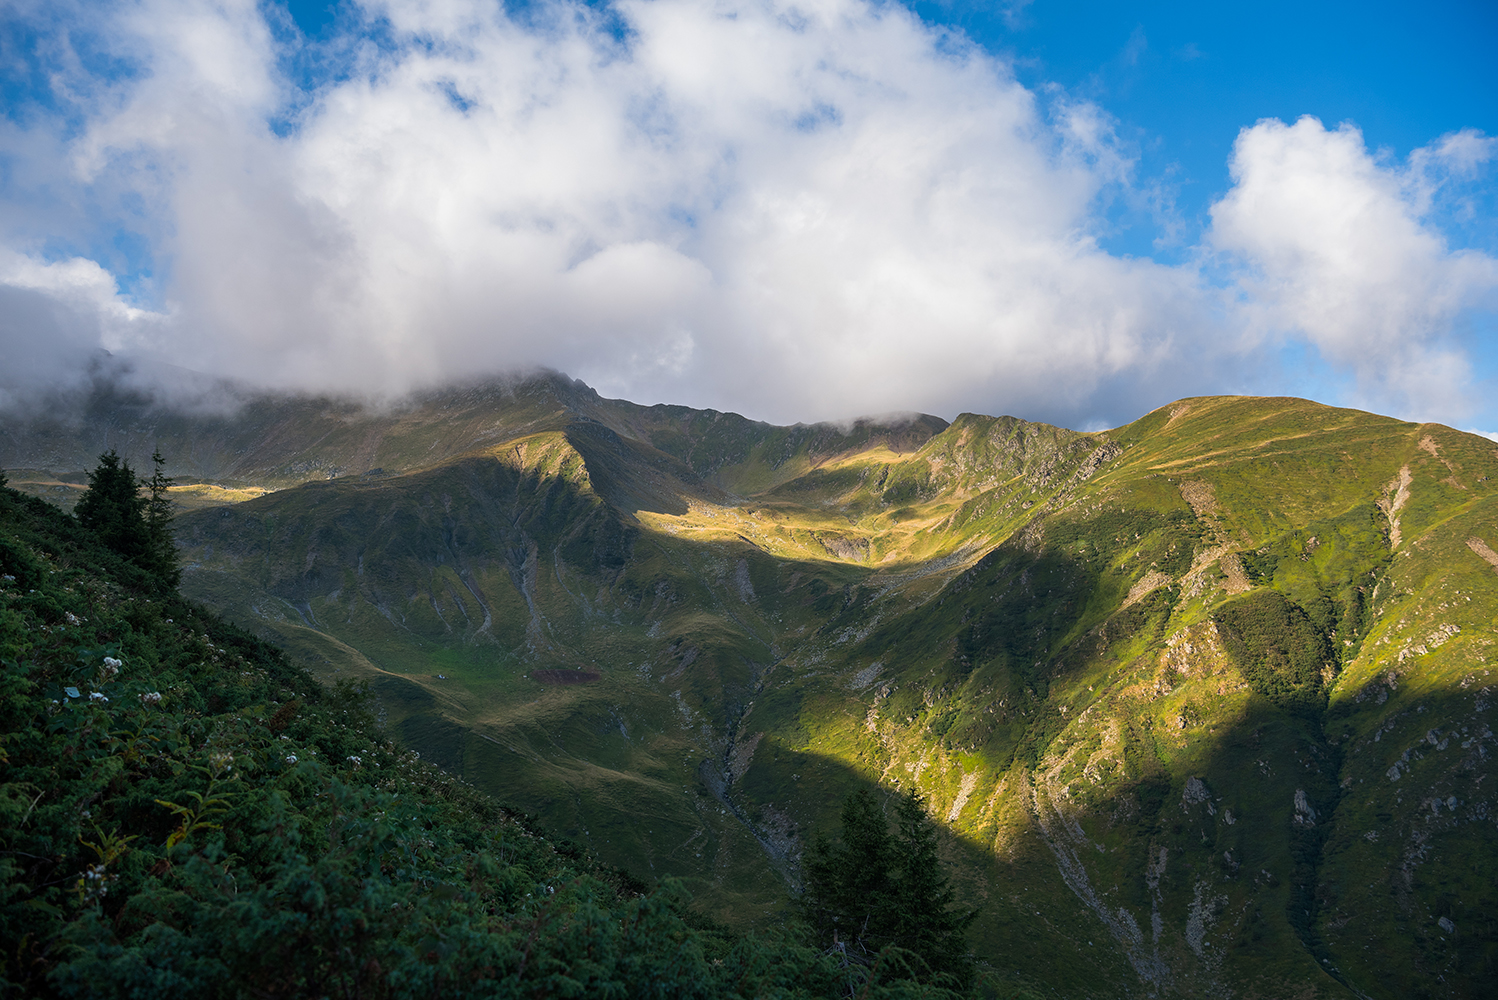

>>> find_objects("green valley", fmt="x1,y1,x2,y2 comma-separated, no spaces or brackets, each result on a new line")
6,373,1495,998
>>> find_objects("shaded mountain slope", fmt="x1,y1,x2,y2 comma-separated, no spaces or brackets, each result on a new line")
737,396,1497,997
6,379,1495,998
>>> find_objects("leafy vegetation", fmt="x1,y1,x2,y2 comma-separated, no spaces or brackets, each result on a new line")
1213,590,1332,716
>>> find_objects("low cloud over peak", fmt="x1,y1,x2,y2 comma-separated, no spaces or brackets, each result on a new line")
1,0,1493,429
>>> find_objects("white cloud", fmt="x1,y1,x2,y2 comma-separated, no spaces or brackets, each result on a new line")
0,250,166,410
0,1,1493,428
1208,116,1498,423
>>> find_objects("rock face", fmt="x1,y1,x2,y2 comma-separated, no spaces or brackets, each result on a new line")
8,376,1497,998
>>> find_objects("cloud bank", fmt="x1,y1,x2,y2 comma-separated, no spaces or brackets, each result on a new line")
0,0,1493,427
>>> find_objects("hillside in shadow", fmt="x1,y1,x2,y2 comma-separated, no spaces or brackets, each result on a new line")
10,378,1497,998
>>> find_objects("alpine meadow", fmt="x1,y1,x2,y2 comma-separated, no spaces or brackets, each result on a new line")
3,371,1495,997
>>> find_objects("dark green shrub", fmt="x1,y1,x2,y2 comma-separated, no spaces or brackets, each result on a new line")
1213,590,1332,717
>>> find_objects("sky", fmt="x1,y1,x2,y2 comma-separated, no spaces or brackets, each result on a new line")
0,0,1495,431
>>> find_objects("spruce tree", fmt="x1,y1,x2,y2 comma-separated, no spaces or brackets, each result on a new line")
801,788,975,986
802,789,900,956
74,449,179,588
74,449,149,566
893,791,977,987
144,448,180,588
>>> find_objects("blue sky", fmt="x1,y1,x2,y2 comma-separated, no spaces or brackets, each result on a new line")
277,0,1498,256
928,0,1498,259
2,0,1495,431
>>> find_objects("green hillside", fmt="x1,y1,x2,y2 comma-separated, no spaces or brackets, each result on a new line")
0,470,985,998
7,377,1495,998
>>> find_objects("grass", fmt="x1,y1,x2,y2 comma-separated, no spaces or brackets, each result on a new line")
14,381,1498,997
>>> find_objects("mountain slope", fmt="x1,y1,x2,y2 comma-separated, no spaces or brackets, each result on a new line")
5,378,1494,997
0,473,966,1000
745,396,1498,996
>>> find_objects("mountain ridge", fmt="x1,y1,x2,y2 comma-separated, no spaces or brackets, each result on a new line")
0,370,951,496
4,374,1495,997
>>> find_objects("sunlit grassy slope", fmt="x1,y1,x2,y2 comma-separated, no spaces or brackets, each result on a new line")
11,378,1495,998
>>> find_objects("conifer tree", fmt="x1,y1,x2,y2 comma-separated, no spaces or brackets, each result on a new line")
892,791,977,986
74,449,149,565
803,789,900,954
144,448,180,588
74,449,179,587
801,788,975,987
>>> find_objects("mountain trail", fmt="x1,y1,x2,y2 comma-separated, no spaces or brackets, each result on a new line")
93,379,1498,998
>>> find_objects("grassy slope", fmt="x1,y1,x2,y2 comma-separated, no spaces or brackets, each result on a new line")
12,382,1495,997
738,396,1496,998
